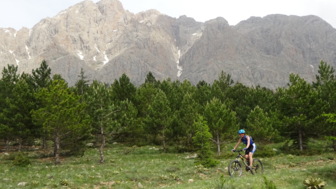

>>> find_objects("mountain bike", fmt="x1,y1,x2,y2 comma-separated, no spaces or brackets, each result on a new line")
228,149,263,177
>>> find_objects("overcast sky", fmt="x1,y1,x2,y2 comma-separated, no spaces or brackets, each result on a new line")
0,0,335,30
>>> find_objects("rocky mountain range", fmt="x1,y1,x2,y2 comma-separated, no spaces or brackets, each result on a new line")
1,0,336,89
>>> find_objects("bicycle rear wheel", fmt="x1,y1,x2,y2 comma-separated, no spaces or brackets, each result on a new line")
228,160,242,177
252,159,264,174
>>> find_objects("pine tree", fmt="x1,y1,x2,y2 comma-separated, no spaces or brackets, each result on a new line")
204,98,238,155
146,89,171,150
277,74,322,151
247,106,279,142
31,75,90,164
0,65,22,149
85,81,114,163
193,115,218,167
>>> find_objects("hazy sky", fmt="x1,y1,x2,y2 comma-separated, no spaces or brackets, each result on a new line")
0,0,335,30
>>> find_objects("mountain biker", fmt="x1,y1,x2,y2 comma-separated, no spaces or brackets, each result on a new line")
232,129,256,170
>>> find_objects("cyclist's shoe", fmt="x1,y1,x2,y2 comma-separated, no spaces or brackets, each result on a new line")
246,166,252,171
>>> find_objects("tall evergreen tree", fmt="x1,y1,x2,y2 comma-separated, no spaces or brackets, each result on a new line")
226,83,250,127
29,60,52,89
9,77,36,149
144,72,159,86
74,68,90,96
277,74,322,151
111,73,136,103
245,86,276,114
85,81,114,163
0,65,21,148
176,92,200,149
28,61,53,148
246,106,279,142
204,98,238,155
313,61,335,87
313,61,336,150
158,79,180,111
194,80,212,107
31,75,90,164
146,89,171,150
112,99,138,143
212,71,234,102
192,115,218,167
135,83,158,122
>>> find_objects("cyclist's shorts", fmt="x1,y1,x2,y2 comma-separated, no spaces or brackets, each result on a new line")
245,143,256,154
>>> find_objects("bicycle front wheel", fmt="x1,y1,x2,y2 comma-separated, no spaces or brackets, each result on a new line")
228,160,242,177
252,159,264,174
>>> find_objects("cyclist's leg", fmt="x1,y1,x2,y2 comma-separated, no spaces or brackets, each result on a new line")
248,152,253,167
250,144,257,167
244,149,252,167
247,144,256,167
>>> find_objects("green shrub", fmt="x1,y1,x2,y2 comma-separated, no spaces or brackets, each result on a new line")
263,176,277,189
257,145,277,157
2,153,16,161
195,158,219,168
60,179,70,186
280,140,301,154
303,177,326,189
12,152,31,167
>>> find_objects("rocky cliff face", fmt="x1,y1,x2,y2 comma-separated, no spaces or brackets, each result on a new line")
1,0,336,89
180,15,336,88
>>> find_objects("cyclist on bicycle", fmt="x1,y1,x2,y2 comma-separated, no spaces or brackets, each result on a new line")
232,129,256,170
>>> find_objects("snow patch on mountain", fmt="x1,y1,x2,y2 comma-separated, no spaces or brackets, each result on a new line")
103,51,109,64
176,48,183,77
77,50,84,60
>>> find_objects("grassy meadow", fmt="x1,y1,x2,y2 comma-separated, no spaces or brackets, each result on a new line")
0,143,335,189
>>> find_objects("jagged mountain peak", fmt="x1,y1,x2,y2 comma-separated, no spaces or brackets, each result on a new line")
137,9,161,17
42,0,126,25
134,9,163,25
98,0,123,6
237,14,333,28
97,0,125,16
1,0,336,89
205,17,229,25
70,0,97,12
203,17,230,32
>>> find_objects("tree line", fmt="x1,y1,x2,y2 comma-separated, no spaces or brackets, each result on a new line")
0,60,335,164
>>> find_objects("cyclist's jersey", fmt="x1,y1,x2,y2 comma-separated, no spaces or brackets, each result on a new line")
241,135,254,145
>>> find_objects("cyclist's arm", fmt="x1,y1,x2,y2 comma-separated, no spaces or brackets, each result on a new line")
233,138,241,150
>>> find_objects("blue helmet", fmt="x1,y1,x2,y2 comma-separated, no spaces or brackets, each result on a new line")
238,129,245,134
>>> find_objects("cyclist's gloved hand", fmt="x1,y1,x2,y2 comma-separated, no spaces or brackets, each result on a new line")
231,149,236,152
243,148,247,151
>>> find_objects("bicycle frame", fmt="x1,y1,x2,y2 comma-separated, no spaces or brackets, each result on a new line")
235,150,250,167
